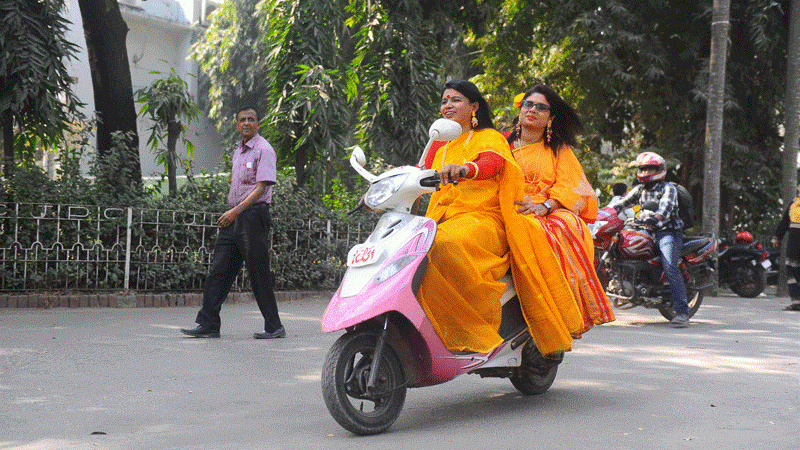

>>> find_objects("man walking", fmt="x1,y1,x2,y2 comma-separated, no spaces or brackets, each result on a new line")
181,106,285,339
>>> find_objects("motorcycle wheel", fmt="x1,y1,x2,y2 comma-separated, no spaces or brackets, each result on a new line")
321,331,406,435
658,288,703,321
595,255,610,291
509,341,560,395
729,264,767,298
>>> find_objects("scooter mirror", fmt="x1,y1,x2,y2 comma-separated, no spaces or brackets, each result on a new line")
349,146,377,183
351,146,367,167
428,118,462,141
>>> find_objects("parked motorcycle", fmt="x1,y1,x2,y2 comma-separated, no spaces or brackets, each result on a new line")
716,231,771,297
766,246,780,285
320,119,562,435
590,205,716,320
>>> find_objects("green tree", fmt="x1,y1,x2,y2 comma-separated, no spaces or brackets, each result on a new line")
193,0,354,189
192,0,448,189
349,0,441,166
472,0,791,234
136,68,201,197
0,0,82,178
259,0,354,189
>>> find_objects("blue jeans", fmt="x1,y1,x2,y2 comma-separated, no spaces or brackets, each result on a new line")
655,230,689,315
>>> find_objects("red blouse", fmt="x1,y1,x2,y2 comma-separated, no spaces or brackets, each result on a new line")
424,140,503,180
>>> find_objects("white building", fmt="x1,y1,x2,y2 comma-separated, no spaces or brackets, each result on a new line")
62,0,223,179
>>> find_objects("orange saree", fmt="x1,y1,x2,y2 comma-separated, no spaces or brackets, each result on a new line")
416,128,516,353
506,141,614,348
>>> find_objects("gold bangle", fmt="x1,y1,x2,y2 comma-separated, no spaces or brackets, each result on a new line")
466,161,479,180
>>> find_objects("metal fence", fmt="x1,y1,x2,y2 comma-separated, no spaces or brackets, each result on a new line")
0,202,375,292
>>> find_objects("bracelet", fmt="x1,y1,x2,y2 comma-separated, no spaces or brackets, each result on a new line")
543,201,553,214
466,161,479,180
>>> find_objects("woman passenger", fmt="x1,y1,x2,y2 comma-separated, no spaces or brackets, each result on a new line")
502,85,614,355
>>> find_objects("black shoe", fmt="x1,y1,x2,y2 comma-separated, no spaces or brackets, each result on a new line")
253,326,286,339
180,325,220,338
783,303,800,311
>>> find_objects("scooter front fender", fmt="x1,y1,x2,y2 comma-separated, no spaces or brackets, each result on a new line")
321,218,436,333
321,267,429,333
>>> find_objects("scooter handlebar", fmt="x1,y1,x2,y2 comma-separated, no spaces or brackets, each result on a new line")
420,175,441,188
347,203,365,215
422,168,468,187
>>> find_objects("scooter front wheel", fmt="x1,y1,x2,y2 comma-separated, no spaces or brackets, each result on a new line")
321,331,406,435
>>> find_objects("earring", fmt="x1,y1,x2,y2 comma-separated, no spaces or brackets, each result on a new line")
471,111,478,129
516,117,522,140
546,120,553,145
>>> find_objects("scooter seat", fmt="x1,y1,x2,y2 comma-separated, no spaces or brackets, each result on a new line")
497,273,528,339
498,273,516,306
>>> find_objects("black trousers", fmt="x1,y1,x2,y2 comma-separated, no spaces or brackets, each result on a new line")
786,229,800,301
195,203,282,332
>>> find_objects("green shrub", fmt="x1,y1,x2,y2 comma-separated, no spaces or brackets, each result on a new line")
1,150,379,291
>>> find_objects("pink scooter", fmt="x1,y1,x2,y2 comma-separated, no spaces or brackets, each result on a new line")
320,119,562,435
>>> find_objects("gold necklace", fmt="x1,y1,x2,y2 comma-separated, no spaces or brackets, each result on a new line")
513,141,543,191
441,130,474,168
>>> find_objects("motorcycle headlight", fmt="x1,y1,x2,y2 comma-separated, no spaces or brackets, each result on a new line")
365,174,409,208
589,220,607,236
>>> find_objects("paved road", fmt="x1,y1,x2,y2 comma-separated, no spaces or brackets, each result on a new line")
1,291,798,450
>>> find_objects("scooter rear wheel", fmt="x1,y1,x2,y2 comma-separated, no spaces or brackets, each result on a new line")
510,341,561,395
321,331,406,435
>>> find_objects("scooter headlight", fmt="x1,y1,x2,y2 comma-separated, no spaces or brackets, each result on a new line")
373,255,417,284
365,174,409,208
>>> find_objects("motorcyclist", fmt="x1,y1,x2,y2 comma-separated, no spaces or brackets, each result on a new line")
609,152,691,327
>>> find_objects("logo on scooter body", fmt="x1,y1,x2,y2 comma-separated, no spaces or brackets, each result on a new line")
348,244,379,267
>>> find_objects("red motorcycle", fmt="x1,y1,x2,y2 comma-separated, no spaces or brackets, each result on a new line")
590,205,716,320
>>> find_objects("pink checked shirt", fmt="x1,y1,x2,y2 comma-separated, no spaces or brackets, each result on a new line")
227,134,276,207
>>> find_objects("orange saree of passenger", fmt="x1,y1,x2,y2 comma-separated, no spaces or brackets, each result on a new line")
506,141,615,350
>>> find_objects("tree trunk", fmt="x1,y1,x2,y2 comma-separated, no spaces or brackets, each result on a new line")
702,0,730,240
778,0,800,296
2,113,13,180
294,146,307,188
166,119,181,197
77,0,142,189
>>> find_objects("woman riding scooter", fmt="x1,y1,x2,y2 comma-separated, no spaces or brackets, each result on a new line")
416,80,518,353
419,81,609,355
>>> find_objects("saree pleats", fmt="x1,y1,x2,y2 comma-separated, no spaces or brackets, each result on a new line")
417,212,509,352
540,210,615,331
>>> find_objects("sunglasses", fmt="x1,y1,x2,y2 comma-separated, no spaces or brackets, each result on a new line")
519,100,550,112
